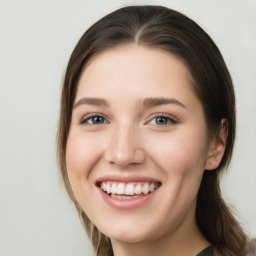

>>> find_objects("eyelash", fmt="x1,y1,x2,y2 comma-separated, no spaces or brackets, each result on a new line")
80,113,178,126
147,113,178,126
80,113,109,125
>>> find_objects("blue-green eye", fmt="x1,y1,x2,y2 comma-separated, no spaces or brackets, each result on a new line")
150,115,177,125
81,115,108,125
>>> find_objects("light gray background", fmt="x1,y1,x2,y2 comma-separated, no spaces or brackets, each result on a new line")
0,0,255,255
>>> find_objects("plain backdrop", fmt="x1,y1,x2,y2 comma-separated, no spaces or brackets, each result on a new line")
0,0,255,255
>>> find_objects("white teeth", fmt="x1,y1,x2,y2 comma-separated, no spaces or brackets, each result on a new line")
116,183,125,194
101,182,107,192
100,181,160,196
149,183,154,192
111,194,140,200
111,183,117,194
107,183,112,194
125,184,134,195
142,182,149,194
134,183,142,195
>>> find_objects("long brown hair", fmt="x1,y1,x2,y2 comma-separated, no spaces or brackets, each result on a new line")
57,5,247,256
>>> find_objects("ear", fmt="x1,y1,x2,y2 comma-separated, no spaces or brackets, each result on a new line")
204,119,228,170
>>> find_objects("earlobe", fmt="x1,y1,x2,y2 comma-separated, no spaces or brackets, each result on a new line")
204,119,228,170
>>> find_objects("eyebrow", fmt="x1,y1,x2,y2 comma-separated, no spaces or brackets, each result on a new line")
73,97,187,110
142,97,187,110
73,97,110,109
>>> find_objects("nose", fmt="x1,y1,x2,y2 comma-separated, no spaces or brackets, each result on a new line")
104,123,145,167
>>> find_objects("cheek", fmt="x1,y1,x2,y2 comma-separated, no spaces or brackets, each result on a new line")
66,132,99,180
148,131,208,174
65,132,99,208
145,126,209,207
66,134,85,178
153,131,208,209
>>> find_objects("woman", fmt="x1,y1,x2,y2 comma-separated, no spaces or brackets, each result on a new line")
57,5,248,256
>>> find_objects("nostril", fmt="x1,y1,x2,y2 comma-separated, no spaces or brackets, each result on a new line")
105,150,146,167
103,133,146,166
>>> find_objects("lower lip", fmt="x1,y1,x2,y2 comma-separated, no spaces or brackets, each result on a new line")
98,187,159,210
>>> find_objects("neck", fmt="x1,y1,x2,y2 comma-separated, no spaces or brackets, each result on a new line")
111,207,210,256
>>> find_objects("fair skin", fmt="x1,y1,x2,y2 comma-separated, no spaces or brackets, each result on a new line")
66,44,226,256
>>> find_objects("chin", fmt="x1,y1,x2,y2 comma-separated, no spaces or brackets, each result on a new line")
106,230,152,244
96,217,166,244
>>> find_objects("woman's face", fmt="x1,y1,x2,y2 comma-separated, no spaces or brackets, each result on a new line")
66,45,214,244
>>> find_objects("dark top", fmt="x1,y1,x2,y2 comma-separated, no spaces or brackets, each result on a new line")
195,239,256,256
196,246,214,256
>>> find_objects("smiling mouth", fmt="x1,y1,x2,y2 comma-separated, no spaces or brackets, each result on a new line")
97,181,161,200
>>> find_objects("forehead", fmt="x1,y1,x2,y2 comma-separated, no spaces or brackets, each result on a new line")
76,44,199,109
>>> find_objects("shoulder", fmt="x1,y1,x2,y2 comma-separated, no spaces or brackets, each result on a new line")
248,239,256,256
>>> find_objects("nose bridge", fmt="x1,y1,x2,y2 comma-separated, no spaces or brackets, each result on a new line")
105,120,145,167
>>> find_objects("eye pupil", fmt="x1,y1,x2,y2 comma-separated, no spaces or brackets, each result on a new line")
92,116,104,124
156,117,168,125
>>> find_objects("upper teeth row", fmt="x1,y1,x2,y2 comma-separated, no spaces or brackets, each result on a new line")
100,182,159,195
